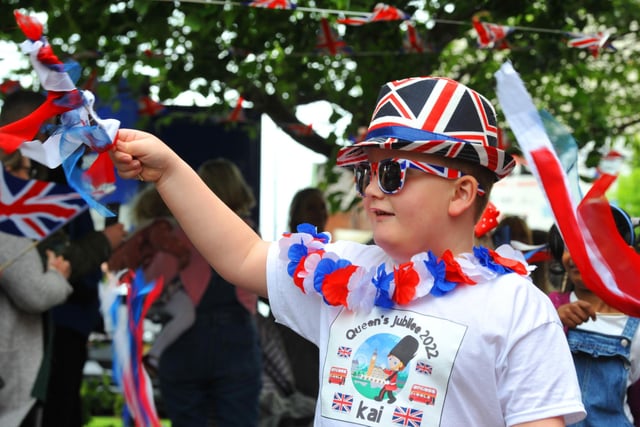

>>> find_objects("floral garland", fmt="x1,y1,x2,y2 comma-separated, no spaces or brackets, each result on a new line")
280,223,532,313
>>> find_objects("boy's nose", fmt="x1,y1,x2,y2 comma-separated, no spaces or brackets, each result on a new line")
363,173,383,198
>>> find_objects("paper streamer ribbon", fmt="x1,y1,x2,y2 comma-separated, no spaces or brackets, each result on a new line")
495,61,640,316
108,269,163,427
2,10,120,217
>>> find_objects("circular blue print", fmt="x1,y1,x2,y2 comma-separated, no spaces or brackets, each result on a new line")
350,333,413,400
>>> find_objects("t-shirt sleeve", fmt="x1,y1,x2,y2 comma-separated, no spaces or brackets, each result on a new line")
266,240,323,345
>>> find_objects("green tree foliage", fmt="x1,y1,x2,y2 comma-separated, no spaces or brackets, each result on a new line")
615,136,640,217
1,0,639,203
616,169,640,218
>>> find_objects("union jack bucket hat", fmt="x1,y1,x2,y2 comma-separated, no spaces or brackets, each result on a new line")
336,77,515,180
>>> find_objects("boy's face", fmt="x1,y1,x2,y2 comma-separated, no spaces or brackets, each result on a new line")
362,148,462,262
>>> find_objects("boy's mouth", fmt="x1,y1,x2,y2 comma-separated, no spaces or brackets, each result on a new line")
371,208,393,217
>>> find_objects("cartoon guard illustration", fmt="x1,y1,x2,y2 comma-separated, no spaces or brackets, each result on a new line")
374,335,419,404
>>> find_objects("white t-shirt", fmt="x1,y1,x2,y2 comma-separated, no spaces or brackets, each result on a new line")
267,240,586,427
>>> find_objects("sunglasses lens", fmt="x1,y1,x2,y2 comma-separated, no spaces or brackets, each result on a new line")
379,160,402,193
354,164,371,196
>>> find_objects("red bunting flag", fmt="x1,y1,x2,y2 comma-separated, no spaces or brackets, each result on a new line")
472,12,513,50
285,122,313,137
596,150,624,177
13,10,43,41
246,0,296,9
225,96,246,123
138,96,166,117
474,202,500,238
402,23,426,53
316,18,350,56
567,32,615,57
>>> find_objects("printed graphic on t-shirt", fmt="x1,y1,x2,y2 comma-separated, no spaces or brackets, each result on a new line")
321,306,466,426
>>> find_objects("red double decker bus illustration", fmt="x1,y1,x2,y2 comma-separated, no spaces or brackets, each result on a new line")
328,367,348,385
408,384,437,405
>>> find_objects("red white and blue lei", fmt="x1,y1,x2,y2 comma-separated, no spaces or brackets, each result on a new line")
280,223,532,313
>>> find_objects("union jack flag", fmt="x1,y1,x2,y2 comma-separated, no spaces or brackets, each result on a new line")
402,23,426,54
246,0,296,9
392,406,423,427
472,20,512,49
337,3,409,26
470,11,512,50
337,346,352,358
0,168,87,240
415,361,432,374
567,32,615,58
331,392,353,413
316,18,351,56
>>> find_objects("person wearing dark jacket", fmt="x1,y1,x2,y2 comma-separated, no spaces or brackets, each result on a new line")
40,210,126,427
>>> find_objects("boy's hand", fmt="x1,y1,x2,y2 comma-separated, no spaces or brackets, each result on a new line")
110,129,174,183
556,300,597,329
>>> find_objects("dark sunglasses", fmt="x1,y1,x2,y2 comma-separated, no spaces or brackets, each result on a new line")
354,158,485,197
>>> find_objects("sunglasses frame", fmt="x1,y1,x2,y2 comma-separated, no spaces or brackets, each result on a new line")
354,157,485,197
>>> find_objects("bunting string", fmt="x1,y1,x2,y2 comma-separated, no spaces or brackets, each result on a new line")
153,0,629,57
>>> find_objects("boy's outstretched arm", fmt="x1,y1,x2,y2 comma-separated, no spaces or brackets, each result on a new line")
110,129,271,297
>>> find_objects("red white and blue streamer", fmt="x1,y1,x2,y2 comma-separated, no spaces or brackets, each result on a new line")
496,61,640,316
103,269,164,427
0,11,120,216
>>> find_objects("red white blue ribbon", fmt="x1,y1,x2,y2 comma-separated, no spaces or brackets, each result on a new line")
0,11,119,216
102,269,163,427
496,61,640,316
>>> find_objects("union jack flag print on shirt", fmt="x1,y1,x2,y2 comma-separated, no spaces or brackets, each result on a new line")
415,361,432,374
337,346,352,358
0,167,87,240
392,406,423,427
331,392,353,413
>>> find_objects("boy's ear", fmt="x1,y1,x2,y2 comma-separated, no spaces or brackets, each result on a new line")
448,176,477,217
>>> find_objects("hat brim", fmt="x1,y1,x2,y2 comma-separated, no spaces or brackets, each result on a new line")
336,137,515,180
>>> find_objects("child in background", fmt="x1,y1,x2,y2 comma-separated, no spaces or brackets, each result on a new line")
288,187,329,235
111,76,585,426
284,186,328,398
548,205,640,427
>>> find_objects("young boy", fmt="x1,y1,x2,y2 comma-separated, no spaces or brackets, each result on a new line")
111,77,586,426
